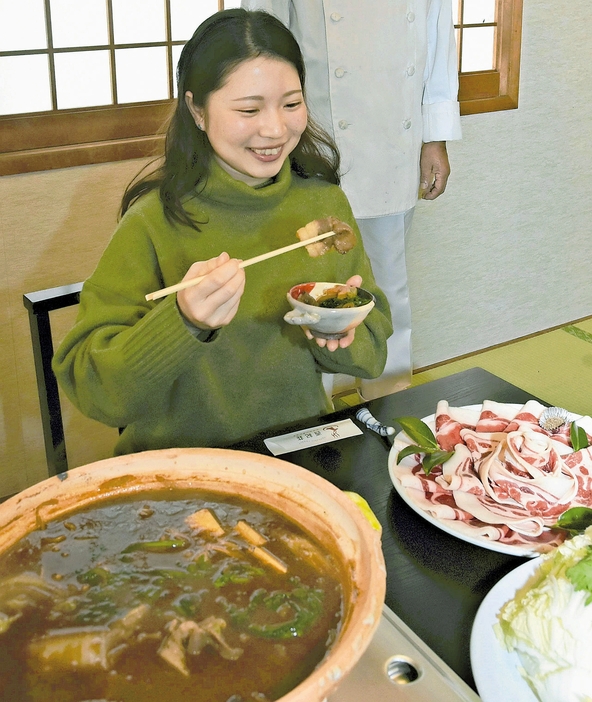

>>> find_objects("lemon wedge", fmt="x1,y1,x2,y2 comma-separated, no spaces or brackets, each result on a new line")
344,492,382,532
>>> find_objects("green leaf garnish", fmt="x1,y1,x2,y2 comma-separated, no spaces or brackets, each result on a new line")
566,548,592,605
394,416,439,449
422,450,455,474
393,416,454,475
571,421,590,451
396,444,427,463
553,506,592,534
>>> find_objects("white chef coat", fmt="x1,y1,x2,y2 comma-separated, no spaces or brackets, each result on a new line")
241,0,462,217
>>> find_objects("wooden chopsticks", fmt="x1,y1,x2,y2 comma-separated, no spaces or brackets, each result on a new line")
145,230,336,301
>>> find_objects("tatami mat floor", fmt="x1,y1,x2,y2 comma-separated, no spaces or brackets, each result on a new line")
335,317,592,417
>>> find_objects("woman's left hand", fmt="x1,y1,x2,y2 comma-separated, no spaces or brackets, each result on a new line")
303,275,363,352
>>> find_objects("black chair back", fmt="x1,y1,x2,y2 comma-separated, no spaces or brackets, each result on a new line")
23,283,83,476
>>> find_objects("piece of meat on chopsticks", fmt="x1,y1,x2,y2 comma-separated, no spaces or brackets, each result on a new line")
296,216,356,258
146,216,357,301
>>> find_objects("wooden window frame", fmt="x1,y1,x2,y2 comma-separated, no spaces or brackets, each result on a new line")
1,0,522,176
0,101,173,175
458,0,523,116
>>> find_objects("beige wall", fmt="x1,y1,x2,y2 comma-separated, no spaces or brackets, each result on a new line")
1,0,591,498
408,0,592,366
0,160,148,496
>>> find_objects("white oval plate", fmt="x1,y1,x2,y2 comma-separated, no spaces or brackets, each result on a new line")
388,404,555,557
470,559,540,702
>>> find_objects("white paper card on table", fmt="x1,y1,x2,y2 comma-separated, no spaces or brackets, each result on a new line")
264,419,363,456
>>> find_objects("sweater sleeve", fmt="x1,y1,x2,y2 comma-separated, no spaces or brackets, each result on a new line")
52,211,205,428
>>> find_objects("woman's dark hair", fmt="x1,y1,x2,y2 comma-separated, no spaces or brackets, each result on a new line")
121,8,341,228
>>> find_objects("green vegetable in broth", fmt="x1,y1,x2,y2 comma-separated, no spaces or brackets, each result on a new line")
77,566,112,586
223,581,325,639
214,562,265,588
123,537,190,553
0,492,344,702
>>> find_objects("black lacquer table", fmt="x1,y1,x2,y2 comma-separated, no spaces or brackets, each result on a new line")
232,367,546,691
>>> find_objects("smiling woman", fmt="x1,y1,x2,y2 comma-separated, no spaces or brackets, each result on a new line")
184,57,308,187
50,8,392,457
119,8,340,227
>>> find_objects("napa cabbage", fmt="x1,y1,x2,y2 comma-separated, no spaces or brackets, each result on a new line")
496,527,592,702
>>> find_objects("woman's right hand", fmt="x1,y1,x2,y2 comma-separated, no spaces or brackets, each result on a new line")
176,252,245,330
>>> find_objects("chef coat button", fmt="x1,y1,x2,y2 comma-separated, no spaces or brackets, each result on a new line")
338,120,348,130
334,67,345,78
330,12,342,21
407,11,415,22
403,119,412,130
406,65,416,76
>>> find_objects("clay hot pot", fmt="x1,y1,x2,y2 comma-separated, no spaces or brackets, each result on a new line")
0,447,386,701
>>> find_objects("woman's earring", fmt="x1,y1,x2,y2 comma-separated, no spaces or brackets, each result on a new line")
197,123,204,131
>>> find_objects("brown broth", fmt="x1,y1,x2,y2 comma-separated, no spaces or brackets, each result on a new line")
0,491,344,702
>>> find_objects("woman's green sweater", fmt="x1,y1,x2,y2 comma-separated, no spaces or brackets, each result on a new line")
53,160,392,453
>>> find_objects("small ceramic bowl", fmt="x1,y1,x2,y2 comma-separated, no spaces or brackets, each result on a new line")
284,282,375,340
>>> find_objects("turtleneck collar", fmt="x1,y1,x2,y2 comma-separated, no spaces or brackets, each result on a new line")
195,158,293,210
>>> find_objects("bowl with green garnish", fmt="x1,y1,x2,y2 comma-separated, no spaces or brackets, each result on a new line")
284,282,375,340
